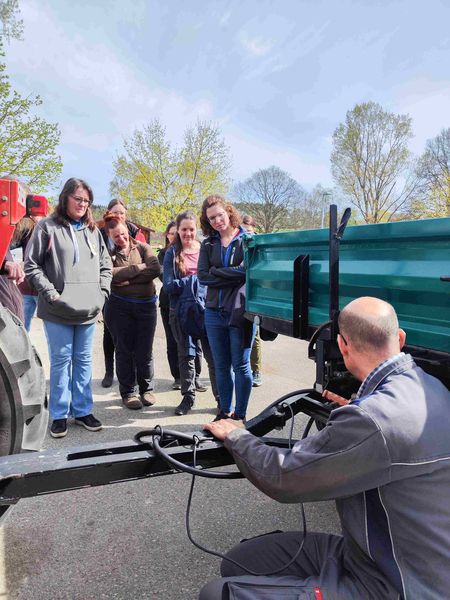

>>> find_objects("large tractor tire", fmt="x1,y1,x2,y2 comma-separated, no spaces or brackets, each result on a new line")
0,304,48,457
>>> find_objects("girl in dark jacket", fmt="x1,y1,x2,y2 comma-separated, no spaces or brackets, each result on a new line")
158,221,181,388
163,211,218,416
198,195,255,421
159,221,205,391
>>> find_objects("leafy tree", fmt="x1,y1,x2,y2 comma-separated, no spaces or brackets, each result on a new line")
331,101,417,223
0,0,23,43
233,166,305,232
110,119,231,230
288,184,337,230
414,128,450,217
0,52,62,189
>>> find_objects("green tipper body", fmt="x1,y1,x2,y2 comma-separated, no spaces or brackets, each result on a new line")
245,217,450,353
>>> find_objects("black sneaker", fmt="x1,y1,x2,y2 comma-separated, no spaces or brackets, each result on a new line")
101,372,114,388
174,398,193,416
74,414,102,431
50,418,68,438
172,379,181,390
195,379,208,392
212,410,232,422
232,413,247,424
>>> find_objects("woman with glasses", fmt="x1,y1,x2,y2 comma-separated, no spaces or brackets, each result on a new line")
99,199,145,388
198,195,254,422
25,178,112,438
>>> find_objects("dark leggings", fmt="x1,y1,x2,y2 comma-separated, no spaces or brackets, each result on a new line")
103,315,115,374
160,303,202,381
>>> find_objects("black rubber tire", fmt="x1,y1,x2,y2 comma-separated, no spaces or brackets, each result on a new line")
0,305,48,457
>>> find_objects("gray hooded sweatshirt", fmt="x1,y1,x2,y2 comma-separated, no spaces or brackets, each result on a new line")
24,216,112,325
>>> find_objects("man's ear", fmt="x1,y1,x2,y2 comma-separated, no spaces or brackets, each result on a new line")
337,334,348,357
398,328,406,350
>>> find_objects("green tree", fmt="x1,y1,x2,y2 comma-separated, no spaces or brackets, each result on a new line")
233,166,305,232
288,184,337,230
331,101,417,223
110,119,231,230
414,128,450,217
0,52,62,189
0,0,23,43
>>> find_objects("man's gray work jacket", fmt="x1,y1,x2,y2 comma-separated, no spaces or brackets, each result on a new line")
225,354,450,599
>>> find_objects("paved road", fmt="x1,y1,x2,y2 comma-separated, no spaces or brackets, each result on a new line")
0,307,340,600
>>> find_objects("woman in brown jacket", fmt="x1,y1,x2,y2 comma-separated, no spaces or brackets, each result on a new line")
103,214,161,410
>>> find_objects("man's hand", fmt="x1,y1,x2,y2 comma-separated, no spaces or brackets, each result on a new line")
4,261,25,284
322,389,350,406
203,418,245,441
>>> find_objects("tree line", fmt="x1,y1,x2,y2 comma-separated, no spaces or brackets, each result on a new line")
2,1,449,231
111,104,450,232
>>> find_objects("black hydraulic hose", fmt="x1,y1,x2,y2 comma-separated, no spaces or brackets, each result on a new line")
260,387,319,413
307,320,332,357
185,403,310,575
135,427,243,479
134,389,326,479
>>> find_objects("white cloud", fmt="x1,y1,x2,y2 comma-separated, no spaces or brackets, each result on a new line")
6,2,218,156
239,31,273,57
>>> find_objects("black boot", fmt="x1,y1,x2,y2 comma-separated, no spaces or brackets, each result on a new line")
174,397,194,416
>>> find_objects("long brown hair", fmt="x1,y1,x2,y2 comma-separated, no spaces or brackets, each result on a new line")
164,220,176,249
53,178,96,231
200,194,241,237
11,216,37,248
174,210,198,276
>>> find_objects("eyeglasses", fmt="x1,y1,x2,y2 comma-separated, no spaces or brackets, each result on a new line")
339,332,348,345
208,211,227,223
70,195,91,206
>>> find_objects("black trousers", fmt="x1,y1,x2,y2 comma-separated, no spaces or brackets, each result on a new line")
102,313,115,374
169,310,219,405
104,296,156,398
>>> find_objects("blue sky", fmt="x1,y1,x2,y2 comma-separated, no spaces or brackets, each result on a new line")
4,0,450,203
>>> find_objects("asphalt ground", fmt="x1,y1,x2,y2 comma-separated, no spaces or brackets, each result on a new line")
0,298,340,600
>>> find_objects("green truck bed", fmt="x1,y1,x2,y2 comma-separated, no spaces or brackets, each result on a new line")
245,216,450,353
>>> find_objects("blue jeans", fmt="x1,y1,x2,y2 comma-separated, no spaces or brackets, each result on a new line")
44,320,96,420
23,295,38,331
204,308,254,418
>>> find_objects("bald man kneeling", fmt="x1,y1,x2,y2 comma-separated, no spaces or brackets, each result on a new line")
200,297,450,600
